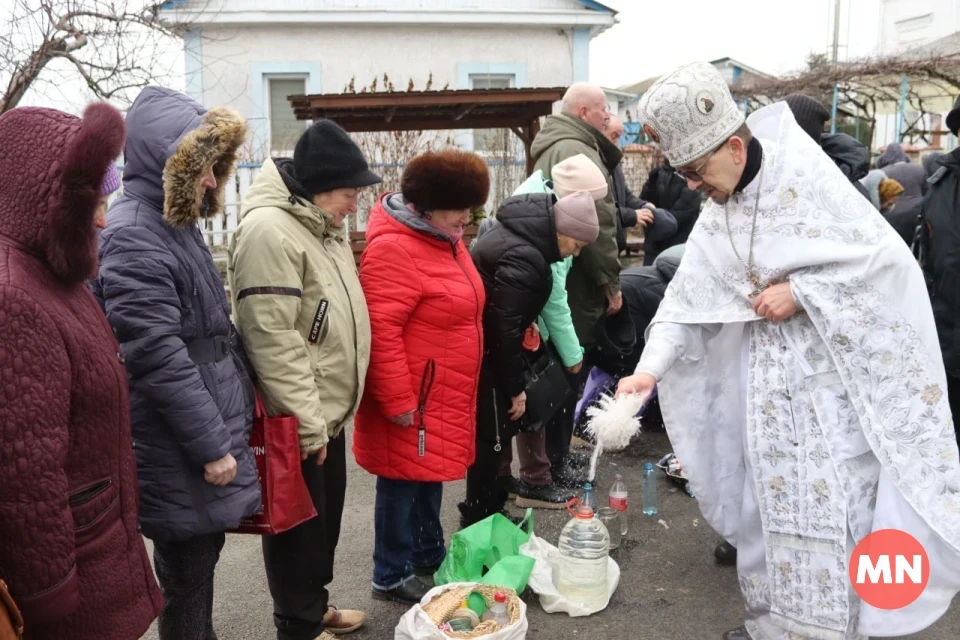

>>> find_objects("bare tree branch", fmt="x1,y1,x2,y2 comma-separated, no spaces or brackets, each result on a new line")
731,52,960,145
0,0,202,113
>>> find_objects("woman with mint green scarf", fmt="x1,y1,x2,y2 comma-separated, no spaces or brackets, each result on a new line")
477,154,608,508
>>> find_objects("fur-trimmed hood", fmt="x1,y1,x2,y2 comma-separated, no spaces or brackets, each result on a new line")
122,87,247,227
0,104,124,283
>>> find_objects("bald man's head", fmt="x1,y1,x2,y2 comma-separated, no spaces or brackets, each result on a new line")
561,83,610,132
605,115,624,146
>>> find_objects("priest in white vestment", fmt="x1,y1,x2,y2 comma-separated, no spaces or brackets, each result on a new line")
618,61,960,640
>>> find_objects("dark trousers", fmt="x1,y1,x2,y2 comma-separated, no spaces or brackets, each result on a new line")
262,432,347,640
373,477,445,589
545,350,595,469
948,374,960,449
464,438,508,526
462,366,520,526
153,532,226,640
499,429,552,485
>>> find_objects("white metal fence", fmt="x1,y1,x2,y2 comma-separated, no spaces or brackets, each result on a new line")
119,151,654,252
121,160,529,251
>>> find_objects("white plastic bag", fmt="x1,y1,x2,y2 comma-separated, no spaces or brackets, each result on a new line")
394,582,529,640
519,533,620,617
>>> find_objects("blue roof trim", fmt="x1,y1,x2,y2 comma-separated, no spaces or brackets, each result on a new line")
160,0,190,8
577,0,617,13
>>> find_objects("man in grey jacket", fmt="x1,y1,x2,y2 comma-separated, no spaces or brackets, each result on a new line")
604,115,677,256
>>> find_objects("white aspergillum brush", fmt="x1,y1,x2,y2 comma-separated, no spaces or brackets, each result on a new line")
584,391,648,481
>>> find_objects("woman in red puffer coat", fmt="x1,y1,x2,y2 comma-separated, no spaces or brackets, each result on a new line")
0,104,163,639
355,150,488,604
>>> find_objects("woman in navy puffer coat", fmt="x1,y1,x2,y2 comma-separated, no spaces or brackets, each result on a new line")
92,87,260,640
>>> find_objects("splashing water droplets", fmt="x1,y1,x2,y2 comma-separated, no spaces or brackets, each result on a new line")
583,392,647,481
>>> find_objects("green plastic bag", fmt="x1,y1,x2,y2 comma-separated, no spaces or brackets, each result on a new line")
434,509,535,595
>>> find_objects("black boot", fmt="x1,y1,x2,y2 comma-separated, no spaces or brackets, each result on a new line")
514,479,576,509
722,626,752,640
715,541,737,566
372,576,431,605
551,461,588,488
412,563,442,578
499,475,521,499
457,502,524,529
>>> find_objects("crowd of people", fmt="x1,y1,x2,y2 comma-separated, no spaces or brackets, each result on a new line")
3,59,960,640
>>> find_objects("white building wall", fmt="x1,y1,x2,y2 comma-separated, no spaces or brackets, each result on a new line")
178,0,590,12
197,23,575,156
879,0,960,54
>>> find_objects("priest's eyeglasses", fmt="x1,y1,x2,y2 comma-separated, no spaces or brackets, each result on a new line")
676,141,726,182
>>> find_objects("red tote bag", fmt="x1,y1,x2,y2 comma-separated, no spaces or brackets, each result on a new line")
231,392,317,535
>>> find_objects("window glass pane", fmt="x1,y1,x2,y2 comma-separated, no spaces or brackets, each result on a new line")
270,77,306,153
471,75,512,90
470,75,514,151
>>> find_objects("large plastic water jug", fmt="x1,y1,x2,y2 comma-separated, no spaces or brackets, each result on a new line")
557,498,610,610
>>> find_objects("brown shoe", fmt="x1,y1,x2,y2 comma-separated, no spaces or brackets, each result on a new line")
316,632,340,640
322,606,365,635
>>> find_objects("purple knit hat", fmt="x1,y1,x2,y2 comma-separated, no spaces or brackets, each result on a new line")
100,164,121,196
554,190,599,244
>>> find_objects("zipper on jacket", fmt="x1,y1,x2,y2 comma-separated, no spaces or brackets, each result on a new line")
453,245,485,407
492,387,502,452
418,360,437,457
325,235,364,417
68,479,112,507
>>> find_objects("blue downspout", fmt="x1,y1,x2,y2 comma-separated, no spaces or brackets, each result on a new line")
830,85,839,135
572,27,591,83
895,75,909,141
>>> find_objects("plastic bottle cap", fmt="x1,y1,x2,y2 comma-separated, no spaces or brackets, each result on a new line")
583,482,593,489
494,591,507,603
576,505,595,519
644,462,654,470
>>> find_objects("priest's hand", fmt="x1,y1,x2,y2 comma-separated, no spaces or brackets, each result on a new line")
753,283,798,323
616,372,656,398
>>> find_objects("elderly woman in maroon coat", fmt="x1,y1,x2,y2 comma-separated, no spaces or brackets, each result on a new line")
0,104,163,638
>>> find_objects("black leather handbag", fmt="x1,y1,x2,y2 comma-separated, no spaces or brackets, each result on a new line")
518,347,571,433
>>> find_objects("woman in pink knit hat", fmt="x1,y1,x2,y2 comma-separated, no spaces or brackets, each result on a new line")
462,189,599,526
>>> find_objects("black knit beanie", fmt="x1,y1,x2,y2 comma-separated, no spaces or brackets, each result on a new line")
293,119,381,195
947,94,960,137
784,94,831,144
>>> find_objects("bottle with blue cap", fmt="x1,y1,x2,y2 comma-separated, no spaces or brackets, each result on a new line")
642,462,659,516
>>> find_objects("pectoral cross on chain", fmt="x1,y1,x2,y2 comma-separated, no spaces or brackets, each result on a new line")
747,276,768,300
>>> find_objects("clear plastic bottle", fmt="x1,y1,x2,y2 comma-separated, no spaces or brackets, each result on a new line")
642,462,658,516
557,500,610,610
580,482,599,514
480,591,510,628
608,473,629,536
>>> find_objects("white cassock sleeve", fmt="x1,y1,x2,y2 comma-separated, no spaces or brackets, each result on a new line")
635,322,711,381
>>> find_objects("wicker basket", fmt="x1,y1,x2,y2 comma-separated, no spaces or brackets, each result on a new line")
421,584,523,638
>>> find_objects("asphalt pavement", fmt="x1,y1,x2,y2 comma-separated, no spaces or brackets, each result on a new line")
140,430,960,640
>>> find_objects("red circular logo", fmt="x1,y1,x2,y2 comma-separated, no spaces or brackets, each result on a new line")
849,529,929,610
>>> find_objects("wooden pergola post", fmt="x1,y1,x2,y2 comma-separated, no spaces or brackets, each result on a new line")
510,116,542,177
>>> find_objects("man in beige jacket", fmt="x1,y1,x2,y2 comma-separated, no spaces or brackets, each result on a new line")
228,119,379,640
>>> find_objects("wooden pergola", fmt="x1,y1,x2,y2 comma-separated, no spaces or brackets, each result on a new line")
288,87,567,174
